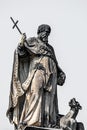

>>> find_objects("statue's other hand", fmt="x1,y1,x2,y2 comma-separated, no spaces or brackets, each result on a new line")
57,72,66,86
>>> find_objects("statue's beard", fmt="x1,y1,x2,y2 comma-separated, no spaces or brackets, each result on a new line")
40,36,48,43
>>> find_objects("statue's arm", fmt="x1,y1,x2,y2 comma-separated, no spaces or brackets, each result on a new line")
17,33,39,56
50,45,66,86
17,34,33,56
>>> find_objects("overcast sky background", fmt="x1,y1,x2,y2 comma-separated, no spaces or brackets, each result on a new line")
0,0,87,130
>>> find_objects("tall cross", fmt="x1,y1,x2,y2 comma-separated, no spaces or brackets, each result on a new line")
10,17,22,35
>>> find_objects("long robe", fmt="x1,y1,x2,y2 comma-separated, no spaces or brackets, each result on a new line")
6,37,65,129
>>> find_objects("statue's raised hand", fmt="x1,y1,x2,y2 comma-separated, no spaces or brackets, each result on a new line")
20,33,26,46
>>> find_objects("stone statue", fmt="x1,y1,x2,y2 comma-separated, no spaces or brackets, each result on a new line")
60,98,84,130
6,24,66,130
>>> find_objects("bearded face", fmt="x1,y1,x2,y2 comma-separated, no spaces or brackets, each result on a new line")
37,24,51,43
38,31,49,43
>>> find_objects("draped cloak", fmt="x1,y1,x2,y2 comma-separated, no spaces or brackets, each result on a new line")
6,37,65,129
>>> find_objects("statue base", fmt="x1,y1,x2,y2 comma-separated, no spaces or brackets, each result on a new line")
24,126,62,130
24,122,85,130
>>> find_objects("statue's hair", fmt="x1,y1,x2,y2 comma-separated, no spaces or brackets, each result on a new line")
37,24,51,35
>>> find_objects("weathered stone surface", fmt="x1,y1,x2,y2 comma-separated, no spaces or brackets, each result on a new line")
7,24,66,129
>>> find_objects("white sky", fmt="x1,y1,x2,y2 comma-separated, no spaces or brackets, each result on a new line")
0,0,87,129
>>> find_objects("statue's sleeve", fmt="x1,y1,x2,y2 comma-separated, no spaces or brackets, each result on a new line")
18,37,48,56
24,37,41,54
17,44,28,57
17,37,40,56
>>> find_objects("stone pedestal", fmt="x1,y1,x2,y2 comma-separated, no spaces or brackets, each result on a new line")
24,126,62,130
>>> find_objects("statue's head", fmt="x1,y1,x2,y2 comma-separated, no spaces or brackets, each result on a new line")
37,24,51,43
69,98,82,110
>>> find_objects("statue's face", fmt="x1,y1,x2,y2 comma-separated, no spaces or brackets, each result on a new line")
38,30,50,43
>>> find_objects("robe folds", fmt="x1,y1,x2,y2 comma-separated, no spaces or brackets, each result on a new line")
6,37,65,129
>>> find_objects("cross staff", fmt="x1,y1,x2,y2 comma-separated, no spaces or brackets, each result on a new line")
10,17,27,45
10,17,22,35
